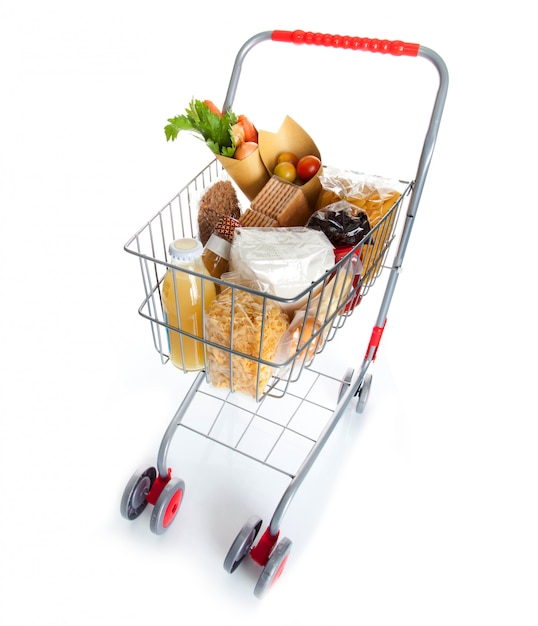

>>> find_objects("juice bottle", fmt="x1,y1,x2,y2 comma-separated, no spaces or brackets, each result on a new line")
162,238,217,371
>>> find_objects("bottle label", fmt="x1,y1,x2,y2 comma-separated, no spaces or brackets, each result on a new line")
205,234,231,260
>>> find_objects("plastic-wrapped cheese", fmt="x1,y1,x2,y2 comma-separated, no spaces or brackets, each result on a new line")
229,227,335,314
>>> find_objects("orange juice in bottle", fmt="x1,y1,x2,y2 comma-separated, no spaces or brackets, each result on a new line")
162,238,216,371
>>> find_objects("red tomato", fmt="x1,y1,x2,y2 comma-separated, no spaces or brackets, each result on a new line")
296,155,321,181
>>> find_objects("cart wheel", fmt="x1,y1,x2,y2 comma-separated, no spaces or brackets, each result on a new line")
254,537,292,599
120,466,157,521
338,368,354,404
357,373,373,414
149,477,185,535
223,515,263,574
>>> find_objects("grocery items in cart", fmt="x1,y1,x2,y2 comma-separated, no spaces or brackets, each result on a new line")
204,285,290,398
197,180,242,245
202,226,347,397
237,172,313,228
280,265,355,371
333,244,364,312
127,160,409,398
316,168,403,285
257,116,322,210
162,238,216,371
228,227,335,315
164,98,259,160
122,29,448,599
308,199,371,247
201,215,240,281
307,199,372,311
165,98,269,201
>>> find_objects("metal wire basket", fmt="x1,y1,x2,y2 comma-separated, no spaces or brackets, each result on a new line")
124,159,410,402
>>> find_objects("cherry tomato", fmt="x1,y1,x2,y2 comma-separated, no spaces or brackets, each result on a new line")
274,161,297,182
277,151,299,167
296,155,321,182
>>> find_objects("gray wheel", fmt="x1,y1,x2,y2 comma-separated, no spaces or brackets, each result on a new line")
357,373,373,413
254,537,292,599
120,466,157,521
223,515,262,573
149,477,185,535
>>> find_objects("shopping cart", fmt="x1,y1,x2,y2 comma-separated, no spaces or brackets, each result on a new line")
120,30,448,598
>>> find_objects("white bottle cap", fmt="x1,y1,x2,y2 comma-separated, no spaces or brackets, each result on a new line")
169,238,203,261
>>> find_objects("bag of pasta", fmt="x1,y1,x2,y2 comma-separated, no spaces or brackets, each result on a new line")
204,276,289,399
316,167,402,284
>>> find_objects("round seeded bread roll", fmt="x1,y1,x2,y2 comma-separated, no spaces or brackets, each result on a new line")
198,181,241,245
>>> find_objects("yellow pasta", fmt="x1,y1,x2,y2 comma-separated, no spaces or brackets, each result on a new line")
205,288,289,398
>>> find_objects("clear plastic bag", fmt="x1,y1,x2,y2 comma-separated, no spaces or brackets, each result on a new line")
275,266,354,372
228,227,335,314
316,166,401,227
307,199,371,247
316,167,403,284
204,275,289,398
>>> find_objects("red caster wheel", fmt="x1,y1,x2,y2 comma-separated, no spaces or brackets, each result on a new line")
149,477,185,535
223,515,262,573
254,537,292,598
120,466,157,521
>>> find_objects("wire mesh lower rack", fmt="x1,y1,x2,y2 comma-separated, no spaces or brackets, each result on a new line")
125,159,412,402
178,366,349,478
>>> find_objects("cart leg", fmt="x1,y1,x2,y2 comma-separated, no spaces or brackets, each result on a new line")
155,370,206,477
265,361,370,538
121,372,205,532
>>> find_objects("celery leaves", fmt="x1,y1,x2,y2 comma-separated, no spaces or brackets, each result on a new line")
165,98,238,158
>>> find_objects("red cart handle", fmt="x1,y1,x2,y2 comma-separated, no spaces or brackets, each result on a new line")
271,30,420,57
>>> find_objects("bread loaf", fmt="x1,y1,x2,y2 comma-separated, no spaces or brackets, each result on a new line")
198,181,241,245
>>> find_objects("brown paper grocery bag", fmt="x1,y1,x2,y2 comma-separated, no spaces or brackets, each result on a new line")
216,115,322,206
258,116,323,210
216,149,270,201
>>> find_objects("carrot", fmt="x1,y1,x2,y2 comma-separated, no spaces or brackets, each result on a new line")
203,100,222,117
237,114,258,143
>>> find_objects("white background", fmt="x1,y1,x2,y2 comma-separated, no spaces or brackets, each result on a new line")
1,1,536,624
